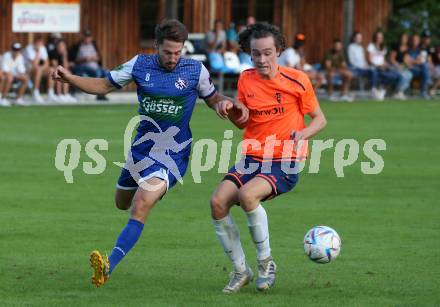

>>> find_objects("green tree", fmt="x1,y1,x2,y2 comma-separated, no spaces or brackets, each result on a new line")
386,0,440,46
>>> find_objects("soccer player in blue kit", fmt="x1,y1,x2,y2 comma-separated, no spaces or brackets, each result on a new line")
53,19,248,287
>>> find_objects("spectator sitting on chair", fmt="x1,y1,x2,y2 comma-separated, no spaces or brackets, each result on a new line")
407,34,431,99
367,30,401,100
47,32,63,102
278,36,301,68
279,33,323,90
0,43,29,106
47,33,61,55
323,39,353,101
206,19,227,54
389,33,413,100
347,32,381,100
420,29,435,64
0,57,3,102
226,21,239,53
420,30,436,96
69,29,108,100
237,20,247,34
23,35,50,104
235,20,253,69
430,46,440,96
49,40,77,103
246,16,256,26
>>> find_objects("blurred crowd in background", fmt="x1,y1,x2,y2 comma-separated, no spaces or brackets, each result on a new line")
1,16,439,106
202,16,440,102
0,29,107,106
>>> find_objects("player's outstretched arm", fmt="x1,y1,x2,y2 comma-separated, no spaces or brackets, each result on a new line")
52,65,115,95
205,92,249,129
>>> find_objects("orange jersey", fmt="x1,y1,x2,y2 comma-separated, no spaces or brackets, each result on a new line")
237,66,318,160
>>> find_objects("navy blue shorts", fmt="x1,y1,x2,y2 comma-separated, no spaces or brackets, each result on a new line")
223,156,299,201
117,146,189,192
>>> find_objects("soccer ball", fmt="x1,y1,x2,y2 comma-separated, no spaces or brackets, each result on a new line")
303,226,341,264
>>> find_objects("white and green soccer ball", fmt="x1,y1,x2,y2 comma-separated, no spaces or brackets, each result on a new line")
304,226,341,264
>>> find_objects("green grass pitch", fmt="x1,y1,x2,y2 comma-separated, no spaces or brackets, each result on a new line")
0,100,439,306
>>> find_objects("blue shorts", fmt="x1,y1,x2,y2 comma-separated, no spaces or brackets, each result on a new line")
223,156,299,201
117,146,189,191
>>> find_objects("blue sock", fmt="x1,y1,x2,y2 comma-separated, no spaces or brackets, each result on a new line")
108,218,144,273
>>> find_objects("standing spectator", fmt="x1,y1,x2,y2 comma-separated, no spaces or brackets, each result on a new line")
279,33,323,89
407,34,431,99
69,29,107,100
206,20,227,54
367,30,401,100
347,32,381,99
23,35,49,103
389,33,413,100
323,39,353,101
1,43,29,106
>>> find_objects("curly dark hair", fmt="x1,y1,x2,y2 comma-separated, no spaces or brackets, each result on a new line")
155,19,188,44
238,22,286,54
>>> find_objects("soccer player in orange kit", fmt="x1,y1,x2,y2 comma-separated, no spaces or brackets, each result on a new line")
210,22,327,293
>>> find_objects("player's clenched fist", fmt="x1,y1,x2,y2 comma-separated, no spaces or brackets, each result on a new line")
213,99,233,119
214,100,249,125
52,65,71,83
228,100,248,125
